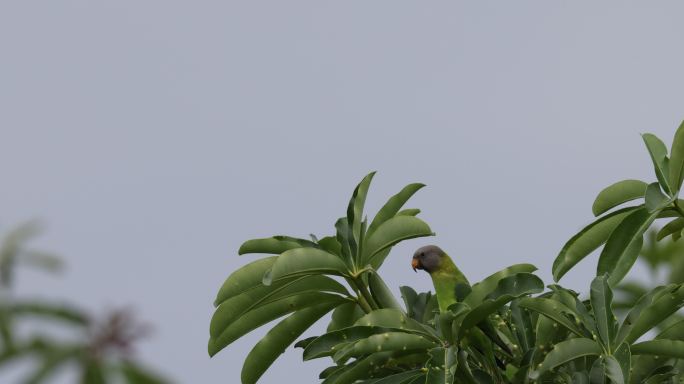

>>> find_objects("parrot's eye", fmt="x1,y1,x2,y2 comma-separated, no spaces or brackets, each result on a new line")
420,252,425,258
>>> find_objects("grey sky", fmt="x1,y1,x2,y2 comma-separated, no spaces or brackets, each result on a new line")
2,2,684,383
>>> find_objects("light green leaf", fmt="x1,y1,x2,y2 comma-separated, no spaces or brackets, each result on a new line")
592,180,648,217
642,133,672,195
363,216,433,268
214,257,278,306
656,218,684,241
210,275,348,338
644,182,670,212
597,208,657,285
208,292,346,356
264,248,350,285
668,121,684,193
347,172,376,256
241,302,338,384
553,207,637,282
367,183,425,238
397,208,421,216
239,237,316,255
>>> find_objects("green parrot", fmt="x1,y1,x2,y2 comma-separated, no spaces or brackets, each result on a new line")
412,245,470,312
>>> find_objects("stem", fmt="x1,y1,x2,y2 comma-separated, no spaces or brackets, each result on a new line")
345,277,373,313
354,278,379,310
675,199,684,217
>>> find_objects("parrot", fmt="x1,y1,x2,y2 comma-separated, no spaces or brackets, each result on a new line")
411,245,470,313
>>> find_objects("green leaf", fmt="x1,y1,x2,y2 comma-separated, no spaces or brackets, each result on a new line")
357,370,423,384
529,338,602,379
210,275,348,338
517,298,587,338
318,236,342,257
333,332,437,363
553,207,637,282
241,302,338,384
354,309,438,340
644,182,671,212
597,208,656,285
656,218,684,241
347,172,376,256
590,275,617,352
603,355,625,384
239,237,315,255
613,343,631,384
631,339,684,358
322,351,396,384
363,216,433,268
669,121,684,193
303,326,393,360
208,292,346,356
619,284,684,345
367,183,426,238
264,248,350,285
368,273,402,310
592,180,648,216
458,273,544,338
327,302,365,332
397,208,421,216
642,133,672,195
214,257,278,306
335,217,355,266
464,264,537,307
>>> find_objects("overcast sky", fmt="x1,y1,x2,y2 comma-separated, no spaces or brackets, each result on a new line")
2,2,684,383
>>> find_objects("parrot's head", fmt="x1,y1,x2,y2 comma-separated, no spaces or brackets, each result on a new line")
411,245,446,274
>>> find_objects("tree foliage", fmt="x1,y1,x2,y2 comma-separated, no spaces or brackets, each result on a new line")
212,122,684,383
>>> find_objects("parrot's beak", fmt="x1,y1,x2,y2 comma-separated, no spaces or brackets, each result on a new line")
411,258,420,272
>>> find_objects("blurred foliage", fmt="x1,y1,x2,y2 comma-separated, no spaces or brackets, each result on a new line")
614,229,684,328
0,222,170,383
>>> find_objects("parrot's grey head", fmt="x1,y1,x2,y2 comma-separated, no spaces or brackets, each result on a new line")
412,245,445,274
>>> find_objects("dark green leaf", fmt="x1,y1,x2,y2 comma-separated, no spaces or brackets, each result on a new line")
241,302,338,384
553,207,637,282
597,208,656,285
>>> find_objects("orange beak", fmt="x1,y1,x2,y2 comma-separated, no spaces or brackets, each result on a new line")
411,258,420,272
